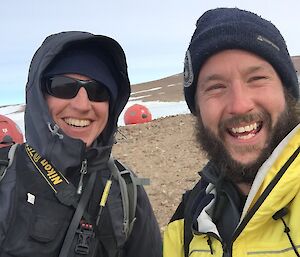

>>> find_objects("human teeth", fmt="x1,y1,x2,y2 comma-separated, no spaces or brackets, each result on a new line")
237,127,245,133
231,123,259,134
237,133,255,140
64,118,90,127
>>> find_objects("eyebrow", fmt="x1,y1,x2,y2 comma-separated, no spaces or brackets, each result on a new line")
243,63,276,76
244,65,267,74
198,63,275,86
198,74,224,86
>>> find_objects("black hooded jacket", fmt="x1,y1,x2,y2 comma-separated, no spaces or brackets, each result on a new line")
0,31,162,257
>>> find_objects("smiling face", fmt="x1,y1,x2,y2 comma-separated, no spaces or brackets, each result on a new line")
196,49,286,165
46,73,109,147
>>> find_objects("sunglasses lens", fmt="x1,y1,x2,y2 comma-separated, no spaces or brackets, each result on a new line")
46,76,110,102
47,76,79,99
86,82,110,102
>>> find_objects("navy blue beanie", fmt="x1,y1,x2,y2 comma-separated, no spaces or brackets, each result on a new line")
184,8,299,115
44,47,118,102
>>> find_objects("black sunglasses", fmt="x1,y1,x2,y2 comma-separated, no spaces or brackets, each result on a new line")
44,75,110,102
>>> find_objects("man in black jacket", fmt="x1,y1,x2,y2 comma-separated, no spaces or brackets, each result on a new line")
0,31,162,257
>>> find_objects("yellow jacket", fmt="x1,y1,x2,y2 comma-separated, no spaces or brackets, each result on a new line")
164,124,300,257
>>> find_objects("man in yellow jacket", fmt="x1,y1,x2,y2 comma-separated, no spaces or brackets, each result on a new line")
164,8,300,257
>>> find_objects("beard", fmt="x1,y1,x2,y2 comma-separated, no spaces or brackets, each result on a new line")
196,96,299,184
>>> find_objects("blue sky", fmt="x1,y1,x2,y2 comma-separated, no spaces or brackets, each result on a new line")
2,0,300,105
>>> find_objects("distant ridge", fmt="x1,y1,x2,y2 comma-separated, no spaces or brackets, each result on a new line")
131,73,183,102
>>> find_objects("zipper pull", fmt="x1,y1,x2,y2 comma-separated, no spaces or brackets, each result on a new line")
207,236,213,254
77,159,87,195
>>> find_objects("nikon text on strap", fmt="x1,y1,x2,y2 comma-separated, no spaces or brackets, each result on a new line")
25,144,78,207
25,144,98,256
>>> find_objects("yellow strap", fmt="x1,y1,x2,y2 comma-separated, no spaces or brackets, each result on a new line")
100,179,112,207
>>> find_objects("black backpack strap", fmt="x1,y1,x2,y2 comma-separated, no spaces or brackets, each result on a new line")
183,190,194,257
0,144,18,182
108,157,149,241
59,170,97,257
183,180,205,257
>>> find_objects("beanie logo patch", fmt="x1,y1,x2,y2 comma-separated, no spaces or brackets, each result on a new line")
184,50,194,88
257,35,280,51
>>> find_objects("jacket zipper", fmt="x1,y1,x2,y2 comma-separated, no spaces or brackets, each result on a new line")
77,159,87,194
229,147,300,254
192,230,224,255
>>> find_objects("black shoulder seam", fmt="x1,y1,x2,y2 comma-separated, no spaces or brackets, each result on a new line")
169,200,185,223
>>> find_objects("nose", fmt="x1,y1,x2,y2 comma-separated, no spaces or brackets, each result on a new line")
70,87,91,111
227,81,254,115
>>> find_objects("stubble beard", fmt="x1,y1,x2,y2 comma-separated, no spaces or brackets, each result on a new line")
196,97,299,184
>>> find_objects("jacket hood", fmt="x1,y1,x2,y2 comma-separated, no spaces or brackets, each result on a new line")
24,31,130,173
